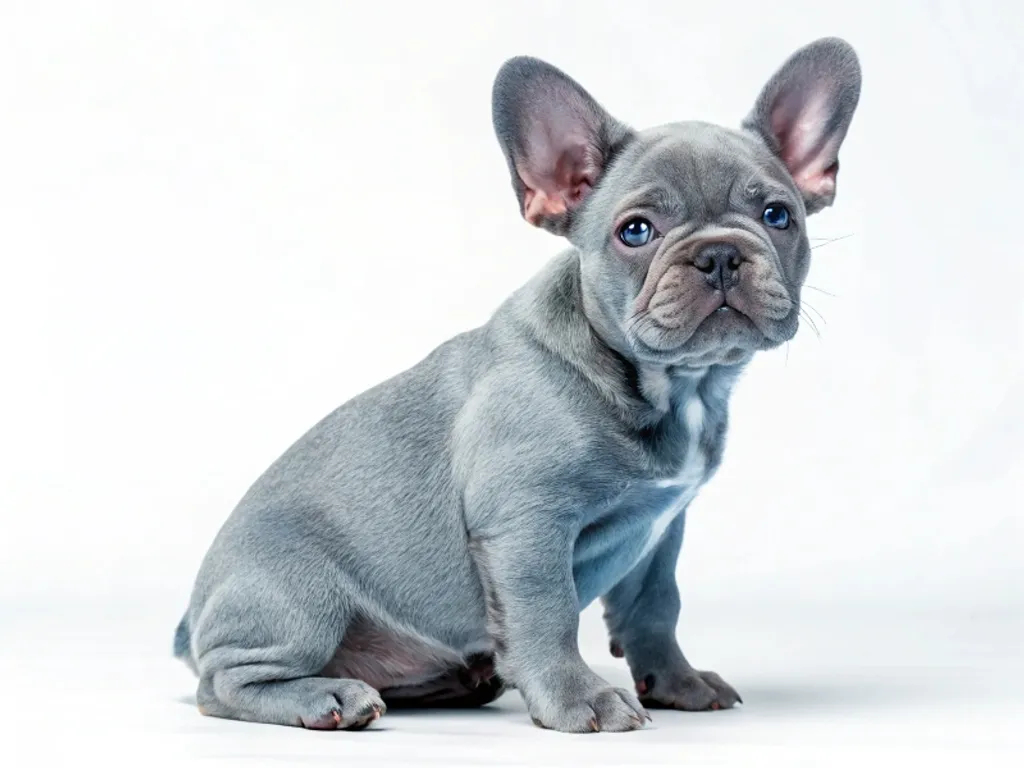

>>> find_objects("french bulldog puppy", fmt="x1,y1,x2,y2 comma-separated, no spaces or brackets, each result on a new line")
174,37,861,733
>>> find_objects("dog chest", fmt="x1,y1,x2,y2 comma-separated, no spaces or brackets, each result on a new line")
572,390,716,607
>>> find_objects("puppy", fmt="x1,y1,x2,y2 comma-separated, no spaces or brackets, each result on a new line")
174,38,861,733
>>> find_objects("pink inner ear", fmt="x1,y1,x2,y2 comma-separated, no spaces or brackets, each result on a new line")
517,122,602,225
771,88,840,199
521,184,567,225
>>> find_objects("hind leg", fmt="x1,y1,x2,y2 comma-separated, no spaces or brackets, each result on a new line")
191,579,386,730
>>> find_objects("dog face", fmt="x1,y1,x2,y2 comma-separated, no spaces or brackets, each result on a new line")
493,38,861,369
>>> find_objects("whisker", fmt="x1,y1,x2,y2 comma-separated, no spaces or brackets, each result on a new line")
811,233,854,249
802,284,837,298
802,300,828,326
780,276,839,300
624,313,646,335
799,308,822,341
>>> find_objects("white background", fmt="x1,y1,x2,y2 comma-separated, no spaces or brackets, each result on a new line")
1,1,1021,765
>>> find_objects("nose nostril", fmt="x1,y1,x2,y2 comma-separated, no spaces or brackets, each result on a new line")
694,243,743,278
693,256,716,274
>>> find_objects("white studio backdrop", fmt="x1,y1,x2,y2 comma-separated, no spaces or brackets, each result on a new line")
0,0,1020,700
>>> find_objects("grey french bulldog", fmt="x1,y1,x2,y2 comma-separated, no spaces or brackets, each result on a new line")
173,37,861,733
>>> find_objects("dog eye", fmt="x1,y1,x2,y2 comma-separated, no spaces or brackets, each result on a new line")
762,204,791,230
619,218,654,247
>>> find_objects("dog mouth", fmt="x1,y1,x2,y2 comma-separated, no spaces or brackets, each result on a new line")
692,299,759,333
626,299,761,361
680,291,753,326
705,301,757,329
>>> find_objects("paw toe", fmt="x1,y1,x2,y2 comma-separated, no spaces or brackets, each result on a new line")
591,688,648,732
699,670,742,708
300,708,345,730
300,683,386,730
337,689,386,730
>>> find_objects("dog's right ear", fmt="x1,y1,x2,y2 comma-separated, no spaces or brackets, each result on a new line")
492,57,632,237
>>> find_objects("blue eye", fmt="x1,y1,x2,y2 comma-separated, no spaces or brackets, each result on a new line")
762,204,790,230
619,218,654,247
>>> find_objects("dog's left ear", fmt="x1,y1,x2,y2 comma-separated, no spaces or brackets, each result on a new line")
492,56,633,236
743,37,862,214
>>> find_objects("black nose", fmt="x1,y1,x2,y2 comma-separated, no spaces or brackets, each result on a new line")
693,243,743,290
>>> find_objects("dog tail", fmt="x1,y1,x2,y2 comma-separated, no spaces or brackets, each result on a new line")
173,614,197,672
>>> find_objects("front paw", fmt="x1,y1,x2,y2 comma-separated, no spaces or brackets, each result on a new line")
636,668,742,711
523,669,650,733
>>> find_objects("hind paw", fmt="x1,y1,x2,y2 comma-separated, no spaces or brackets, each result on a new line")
298,681,386,730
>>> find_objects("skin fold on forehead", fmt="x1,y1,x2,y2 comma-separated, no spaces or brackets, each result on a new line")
575,122,806,248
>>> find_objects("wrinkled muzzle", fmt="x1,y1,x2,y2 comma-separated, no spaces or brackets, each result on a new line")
628,224,798,358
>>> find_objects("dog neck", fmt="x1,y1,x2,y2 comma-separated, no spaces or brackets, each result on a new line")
508,250,747,430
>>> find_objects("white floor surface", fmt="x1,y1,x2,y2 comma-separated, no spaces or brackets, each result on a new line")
3,600,1020,767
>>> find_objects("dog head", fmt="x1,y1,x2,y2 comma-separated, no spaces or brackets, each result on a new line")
492,38,861,369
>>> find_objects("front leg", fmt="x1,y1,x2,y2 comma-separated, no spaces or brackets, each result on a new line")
470,505,649,732
602,512,742,711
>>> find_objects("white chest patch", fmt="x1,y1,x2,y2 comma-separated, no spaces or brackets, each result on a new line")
638,366,673,414
639,396,707,560
655,397,706,490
